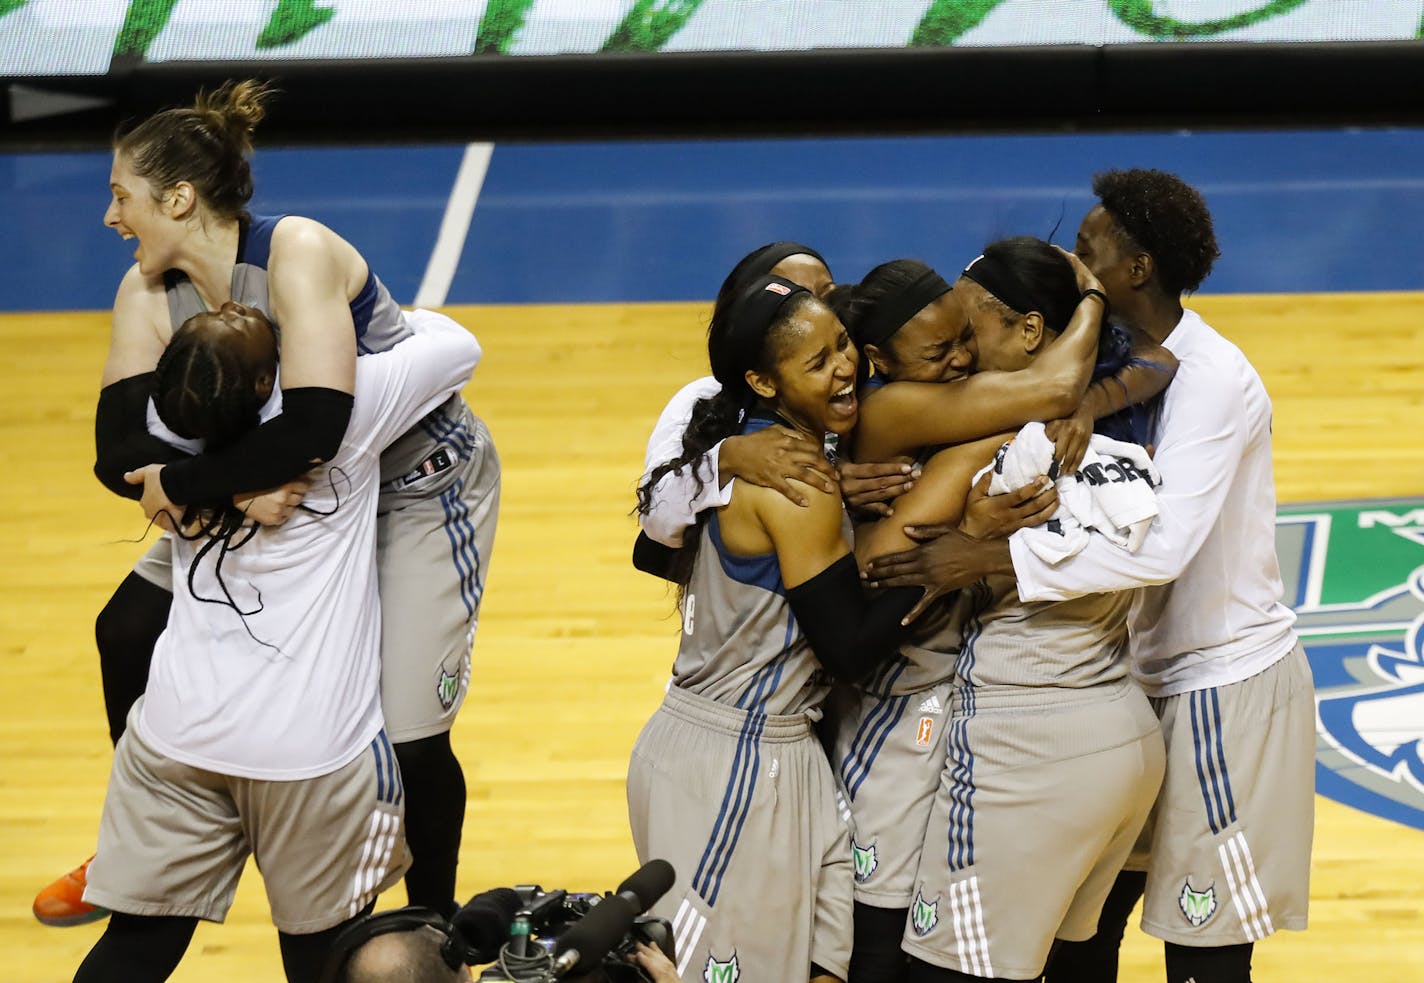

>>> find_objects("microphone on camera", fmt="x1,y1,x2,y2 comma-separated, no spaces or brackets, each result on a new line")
448,887,523,963
615,859,676,914
551,893,638,977
549,860,676,976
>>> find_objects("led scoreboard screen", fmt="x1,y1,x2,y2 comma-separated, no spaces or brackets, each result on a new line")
3,0,1422,77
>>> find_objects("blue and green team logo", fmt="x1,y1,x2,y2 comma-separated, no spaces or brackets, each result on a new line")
852,839,878,883
1276,497,1424,830
1178,880,1217,927
702,952,739,983
911,891,938,936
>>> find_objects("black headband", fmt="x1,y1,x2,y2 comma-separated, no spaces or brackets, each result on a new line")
744,241,828,277
857,267,952,348
714,274,810,388
961,252,1038,317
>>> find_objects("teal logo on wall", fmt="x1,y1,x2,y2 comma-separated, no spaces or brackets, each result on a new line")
1276,497,1424,830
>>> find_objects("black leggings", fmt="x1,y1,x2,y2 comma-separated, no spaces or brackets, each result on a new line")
1043,870,1254,983
72,909,369,983
849,902,911,983
1042,869,1146,983
393,730,467,915
95,572,172,745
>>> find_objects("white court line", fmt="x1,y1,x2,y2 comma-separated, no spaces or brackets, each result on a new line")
414,142,493,308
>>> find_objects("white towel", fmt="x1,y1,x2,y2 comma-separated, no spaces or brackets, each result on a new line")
973,422,1161,565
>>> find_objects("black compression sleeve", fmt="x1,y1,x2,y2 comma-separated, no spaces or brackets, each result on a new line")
786,554,919,683
158,386,354,505
94,373,191,500
632,530,680,582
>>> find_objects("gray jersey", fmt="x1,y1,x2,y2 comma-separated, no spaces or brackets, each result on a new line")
960,575,1132,696
867,590,969,697
672,513,829,717
162,213,469,510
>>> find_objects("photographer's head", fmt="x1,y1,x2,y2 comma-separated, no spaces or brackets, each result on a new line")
321,908,470,983
342,925,470,983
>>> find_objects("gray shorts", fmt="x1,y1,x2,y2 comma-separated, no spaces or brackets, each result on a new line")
85,701,410,934
904,680,1164,980
1132,643,1315,946
375,413,500,741
829,680,953,908
127,414,499,742
628,686,854,982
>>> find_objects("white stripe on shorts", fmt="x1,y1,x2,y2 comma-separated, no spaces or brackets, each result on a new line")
673,899,708,978
948,877,993,977
1219,831,1273,941
349,811,400,916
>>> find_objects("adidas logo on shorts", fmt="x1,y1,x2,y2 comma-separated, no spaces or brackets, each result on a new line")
918,694,944,715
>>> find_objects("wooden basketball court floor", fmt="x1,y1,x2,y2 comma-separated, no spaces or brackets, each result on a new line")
1,293,1421,980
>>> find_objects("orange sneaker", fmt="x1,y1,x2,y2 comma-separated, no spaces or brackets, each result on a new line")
33,856,109,927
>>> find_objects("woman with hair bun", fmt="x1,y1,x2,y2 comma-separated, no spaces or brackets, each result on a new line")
35,80,499,931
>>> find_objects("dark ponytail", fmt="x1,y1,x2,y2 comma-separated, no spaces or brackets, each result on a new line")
636,276,814,587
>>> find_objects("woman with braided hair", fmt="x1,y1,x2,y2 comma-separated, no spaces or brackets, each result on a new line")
75,301,483,983
628,276,930,983
35,79,500,928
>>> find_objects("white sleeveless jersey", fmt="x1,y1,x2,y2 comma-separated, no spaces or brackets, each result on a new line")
136,311,481,779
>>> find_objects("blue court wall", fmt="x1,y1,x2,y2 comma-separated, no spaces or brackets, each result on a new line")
7,127,1424,312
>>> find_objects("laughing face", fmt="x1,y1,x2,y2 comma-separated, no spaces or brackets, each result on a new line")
749,297,860,438
104,151,185,276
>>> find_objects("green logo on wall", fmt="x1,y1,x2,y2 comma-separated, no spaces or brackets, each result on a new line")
1276,497,1424,831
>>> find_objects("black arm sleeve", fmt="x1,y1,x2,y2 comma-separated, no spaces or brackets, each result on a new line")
632,530,680,582
786,554,920,684
158,386,354,505
93,373,190,501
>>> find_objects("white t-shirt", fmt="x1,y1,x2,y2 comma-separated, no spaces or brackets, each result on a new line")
137,309,482,780
1009,309,1298,698
639,375,729,547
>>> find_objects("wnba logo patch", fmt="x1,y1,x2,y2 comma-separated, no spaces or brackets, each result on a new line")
1276,498,1424,830
916,716,935,747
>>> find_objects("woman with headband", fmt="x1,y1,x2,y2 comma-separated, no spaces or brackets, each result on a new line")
629,277,925,983
827,248,1174,983
843,251,1172,466
637,242,917,564
855,238,1169,983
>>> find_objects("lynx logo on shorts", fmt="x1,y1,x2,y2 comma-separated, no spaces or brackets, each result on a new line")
1276,498,1424,831
1178,881,1217,927
703,952,739,983
916,716,935,747
852,839,878,883
436,668,460,711
911,891,939,936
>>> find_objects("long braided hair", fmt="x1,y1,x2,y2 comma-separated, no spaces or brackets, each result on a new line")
153,309,282,639
636,277,818,590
